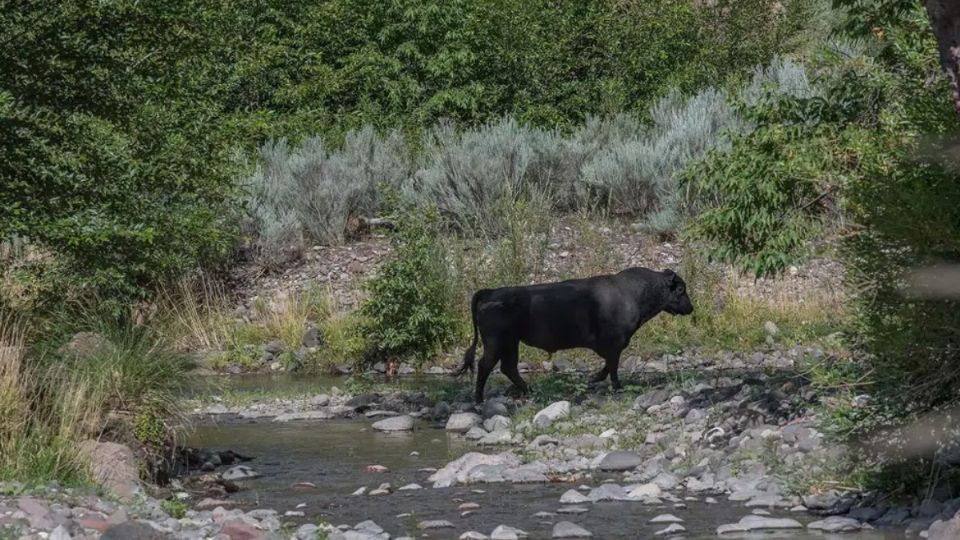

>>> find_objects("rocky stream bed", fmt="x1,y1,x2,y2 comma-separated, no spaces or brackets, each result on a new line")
5,349,960,540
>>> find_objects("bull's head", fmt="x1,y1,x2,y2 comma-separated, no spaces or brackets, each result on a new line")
662,269,694,315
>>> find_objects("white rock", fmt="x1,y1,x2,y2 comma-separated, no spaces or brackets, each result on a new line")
419,520,454,529
372,415,415,432
654,523,686,536
650,514,683,523
397,483,422,491
627,483,662,498
552,521,592,538
560,489,590,504
484,415,512,432
446,412,482,432
717,515,803,534
490,525,527,539
273,410,336,422
49,525,72,540
534,401,570,427
461,533,489,540
807,516,863,532
428,452,520,488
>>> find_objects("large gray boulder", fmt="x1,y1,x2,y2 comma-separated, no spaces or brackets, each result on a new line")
78,441,140,502
929,511,960,540
372,415,415,432
534,401,570,427
552,521,592,538
597,451,642,471
807,516,863,533
446,412,482,432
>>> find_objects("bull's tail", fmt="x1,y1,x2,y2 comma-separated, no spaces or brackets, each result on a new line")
454,289,489,377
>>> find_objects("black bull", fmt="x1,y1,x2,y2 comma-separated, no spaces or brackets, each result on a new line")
455,267,694,403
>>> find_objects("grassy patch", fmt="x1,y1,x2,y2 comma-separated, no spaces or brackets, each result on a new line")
0,312,192,485
631,253,845,356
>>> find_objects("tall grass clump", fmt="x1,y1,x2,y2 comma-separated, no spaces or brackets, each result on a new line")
0,312,193,483
156,276,235,352
247,126,411,266
632,252,844,355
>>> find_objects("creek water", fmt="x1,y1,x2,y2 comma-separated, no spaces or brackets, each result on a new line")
189,416,900,540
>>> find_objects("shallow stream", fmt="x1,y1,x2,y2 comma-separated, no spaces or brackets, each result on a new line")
189,385,900,540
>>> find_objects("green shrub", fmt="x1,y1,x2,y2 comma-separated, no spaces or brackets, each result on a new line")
161,498,189,519
359,205,458,365
0,1,246,312
531,373,589,404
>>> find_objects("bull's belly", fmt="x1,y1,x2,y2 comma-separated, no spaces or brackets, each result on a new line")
520,334,593,354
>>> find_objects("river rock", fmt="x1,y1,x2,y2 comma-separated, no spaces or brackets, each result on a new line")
274,410,335,422
534,401,570,427
627,483,662,498
466,426,488,440
372,415,415,432
635,389,671,409
78,441,141,502
557,506,589,515
482,400,510,419
717,515,803,534
484,415,512,432
223,465,260,482
807,516,863,533
447,412,483,432
419,520,454,529
597,451,642,471
650,514,683,523
428,452,520,487
49,525,72,540
479,429,514,445
490,525,527,539
467,464,507,483
654,523,686,536
587,483,629,502
929,510,960,540
346,393,381,409
461,533,489,540
101,522,171,540
505,466,549,484
745,493,791,508
552,521,592,538
398,483,422,491
560,489,590,504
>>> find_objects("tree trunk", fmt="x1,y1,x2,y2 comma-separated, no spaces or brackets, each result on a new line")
926,0,960,119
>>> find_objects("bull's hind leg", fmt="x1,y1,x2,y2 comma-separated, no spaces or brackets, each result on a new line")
499,339,529,397
475,339,501,403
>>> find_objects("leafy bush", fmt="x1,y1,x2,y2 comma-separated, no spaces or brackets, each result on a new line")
359,205,458,364
407,118,546,235
582,89,745,231
683,60,881,277
0,1,246,311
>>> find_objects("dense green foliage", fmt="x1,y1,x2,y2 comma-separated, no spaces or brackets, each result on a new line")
0,1,245,309
1,0,817,313
686,4,960,418
359,206,458,365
